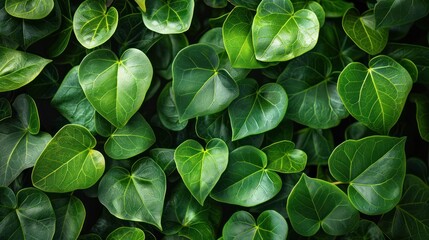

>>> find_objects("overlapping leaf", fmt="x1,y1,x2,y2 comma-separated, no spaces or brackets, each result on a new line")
5,0,54,19
411,94,429,142
262,140,307,173
374,0,429,28
51,196,86,240
157,82,188,131
106,227,145,240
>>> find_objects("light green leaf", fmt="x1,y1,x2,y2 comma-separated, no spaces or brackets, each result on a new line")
211,145,282,207
172,44,239,121
157,82,188,131
228,79,287,141
222,210,288,240
411,94,429,142
338,55,413,134
5,0,54,19
52,196,86,240
142,0,194,34
32,124,105,192
252,0,319,62
0,47,51,92
98,158,166,230
262,140,307,173
104,113,155,160
374,0,429,28
174,138,228,205
342,9,388,55
286,174,359,236
79,48,153,128
106,227,145,240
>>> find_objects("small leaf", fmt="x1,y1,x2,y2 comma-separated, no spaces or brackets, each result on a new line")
52,196,86,240
149,148,176,176
98,158,166,230
295,128,334,165
32,124,105,192
262,140,307,173
12,94,40,134
157,82,188,131
174,138,228,205
319,0,353,18
286,174,359,236
73,0,118,49
5,0,54,19
0,98,11,121
196,111,231,142
106,227,145,240
374,0,429,28
222,210,288,240
411,94,429,142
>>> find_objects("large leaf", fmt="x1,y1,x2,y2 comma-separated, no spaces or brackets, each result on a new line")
252,0,319,62
262,140,307,173
277,52,348,128
174,138,228,205
73,0,118,49
79,48,153,128
228,79,287,140
379,174,429,240
0,47,51,92
222,210,288,240
5,0,54,19
104,113,155,160
411,94,429,142
286,173,359,236
172,44,239,121
342,9,388,55
106,227,145,240
142,0,194,34
338,55,413,134
0,187,56,240
98,158,166,230
52,195,86,240
329,136,406,215
374,0,429,28
211,145,282,207
32,124,105,192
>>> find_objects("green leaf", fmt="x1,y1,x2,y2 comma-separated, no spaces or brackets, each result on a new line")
79,48,153,128
157,82,188,131
222,210,288,240
98,158,166,230
329,136,406,215
262,140,307,173
172,44,239,121
342,9,388,55
411,94,429,142
104,113,155,160
295,128,334,165
338,55,413,134
12,94,39,134
223,7,270,68
73,0,118,49
47,2,73,58
32,124,105,192
196,111,231,142
400,58,419,83
228,0,261,10
0,187,56,240
228,79,287,141
379,174,429,240
25,63,59,99
252,0,320,62
52,196,86,240
174,138,228,205
374,0,429,28
142,0,194,34
342,220,385,240
106,227,145,240
286,174,359,236
149,148,176,176
345,122,377,140
0,47,51,92
204,0,227,8
277,52,348,128
0,98,11,121
211,145,282,207
319,0,353,18
5,0,54,19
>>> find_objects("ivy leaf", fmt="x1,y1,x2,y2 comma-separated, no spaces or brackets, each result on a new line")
106,227,145,240
79,48,153,128
374,0,429,28
73,0,118,49
329,136,406,215
32,124,105,193
411,94,429,142
174,138,228,205
98,158,166,230
338,55,413,134
252,0,319,62
52,195,86,240
222,210,288,240
286,173,359,236
5,0,54,19
262,140,307,173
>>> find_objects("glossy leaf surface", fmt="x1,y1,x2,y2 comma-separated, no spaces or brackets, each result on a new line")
374,0,429,28
5,0,54,19
149,148,176,176
106,227,145,240
52,196,86,240
320,0,353,17
262,140,307,173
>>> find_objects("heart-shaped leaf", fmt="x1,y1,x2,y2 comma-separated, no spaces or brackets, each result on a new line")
374,0,429,28
252,0,319,62
342,8,388,55
73,0,118,49
172,44,239,121
411,94,429,142
142,0,194,34
32,124,105,192
5,0,54,19
277,52,348,128
262,140,307,173
211,145,282,207
0,47,51,92
338,55,413,134
104,113,155,160
98,158,166,230
0,187,55,239
222,210,288,240
329,136,406,215
79,48,153,128
157,82,188,131
51,195,86,240
106,227,145,240
174,138,228,205
286,173,359,236
228,79,287,141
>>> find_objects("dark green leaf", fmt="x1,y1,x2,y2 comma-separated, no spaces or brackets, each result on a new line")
106,227,145,240
344,122,377,140
5,0,54,19
320,0,353,18
52,196,86,240
341,220,384,240
228,0,261,10
0,98,11,121
400,58,419,83
157,82,188,131
374,0,429,28
204,0,227,8
295,128,334,165
262,140,307,173
411,94,429,142
149,148,176,176
25,63,59,99
196,111,231,142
